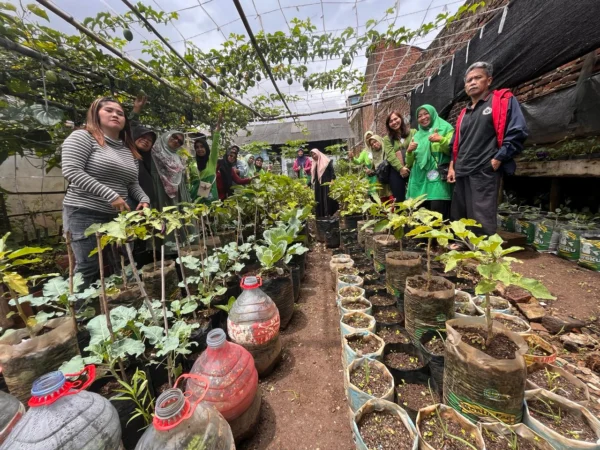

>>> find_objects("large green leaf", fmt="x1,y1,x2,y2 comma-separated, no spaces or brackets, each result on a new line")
29,104,64,126
110,306,138,332
26,4,49,21
477,262,512,285
8,246,51,259
513,276,556,300
140,325,164,345
87,315,111,346
157,335,180,357
111,338,145,359
475,279,496,295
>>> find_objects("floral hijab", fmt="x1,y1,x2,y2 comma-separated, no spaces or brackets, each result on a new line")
152,130,185,198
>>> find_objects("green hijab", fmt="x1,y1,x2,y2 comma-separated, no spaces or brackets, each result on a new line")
366,134,385,166
413,104,454,170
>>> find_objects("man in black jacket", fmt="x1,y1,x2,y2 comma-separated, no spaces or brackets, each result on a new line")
448,61,529,235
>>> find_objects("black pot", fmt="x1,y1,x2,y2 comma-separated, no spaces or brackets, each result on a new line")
291,252,307,281
317,217,340,248
76,328,90,355
374,306,404,328
418,330,446,392
342,214,362,231
262,268,295,329
110,393,146,449
383,342,431,386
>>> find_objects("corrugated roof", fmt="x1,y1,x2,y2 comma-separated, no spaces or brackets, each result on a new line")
235,118,353,145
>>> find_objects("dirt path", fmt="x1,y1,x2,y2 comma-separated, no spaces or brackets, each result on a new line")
516,250,600,321
240,244,354,450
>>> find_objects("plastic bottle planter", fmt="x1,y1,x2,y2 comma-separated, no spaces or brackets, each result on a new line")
0,366,121,450
416,404,485,450
340,312,376,337
385,251,422,307
342,331,385,366
330,254,354,291
418,330,446,392
473,295,513,316
339,297,372,318
492,312,532,335
0,391,25,445
479,422,555,450
523,334,558,367
382,342,430,387
404,275,455,340
524,389,600,449
227,276,282,377
443,317,528,425
346,357,394,413
352,399,418,450
526,363,591,407
135,374,235,450
188,328,260,443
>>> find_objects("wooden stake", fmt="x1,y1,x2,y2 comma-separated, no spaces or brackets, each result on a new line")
160,245,173,387
65,231,78,333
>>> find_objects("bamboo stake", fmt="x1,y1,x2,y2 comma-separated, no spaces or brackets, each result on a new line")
65,231,78,333
160,245,173,387
124,242,159,324
96,233,128,383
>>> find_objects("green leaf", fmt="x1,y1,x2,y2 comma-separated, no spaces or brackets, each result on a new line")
373,219,389,233
156,335,179,357
29,105,64,126
140,325,164,345
111,338,145,358
8,246,51,259
59,355,85,374
513,276,556,300
110,306,138,332
475,279,496,295
6,79,31,94
26,4,50,21
500,246,523,256
87,315,111,346
0,2,17,12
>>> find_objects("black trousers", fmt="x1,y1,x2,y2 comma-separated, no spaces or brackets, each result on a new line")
389,169,407,202
450,167,502,236
424,200,451,220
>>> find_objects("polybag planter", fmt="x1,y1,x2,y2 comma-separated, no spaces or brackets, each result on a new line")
383,342,431,386
342,331,385,366
579,234,600,272
352,399,418,450
416,403,485,450
443,317,528,425
385,251,422,304
492,312,532,335
473,295,513,315
339,297,372,317
337,275,364,293
527,362,591,407
524,389,600,449
404,275,455,340
372,235,401,273
340,312,376,337
418,330,446,392
479,422,556,450
330,254,354,291
336,286,366,310
345,357,394,413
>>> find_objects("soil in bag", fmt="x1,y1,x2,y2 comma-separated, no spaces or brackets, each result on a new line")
527,398,598,443
383,342,430,385
346,334,382,355
494,316,530,333
369,294,396,309
458,327,519,359
418,407,483,450
529,368,588,403
396,378,440,422
350,362,390,399
358,409,415,450
374,307,404,327
482,427,539,450
344,314,373,329
376,325,411,345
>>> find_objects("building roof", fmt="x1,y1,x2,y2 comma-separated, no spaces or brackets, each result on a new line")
234,118,353,146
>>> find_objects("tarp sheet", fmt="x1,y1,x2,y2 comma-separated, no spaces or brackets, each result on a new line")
410,0,600,126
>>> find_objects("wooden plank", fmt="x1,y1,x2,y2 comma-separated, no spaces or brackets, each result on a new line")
515,158,600,177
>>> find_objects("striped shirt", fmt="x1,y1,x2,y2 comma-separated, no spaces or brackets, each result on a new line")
62,130,150,213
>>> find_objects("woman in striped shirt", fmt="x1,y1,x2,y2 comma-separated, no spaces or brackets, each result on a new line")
62,97,150,287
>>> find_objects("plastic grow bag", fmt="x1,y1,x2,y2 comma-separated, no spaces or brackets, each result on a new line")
479,422,556,450
372,235,401,273
346,357,394,413
261,271,295,330
527,362,591,407
524,388,600,449
340,312,376,337
444,317,528,425
339,297,372,318
385,251,422,307
317,217,340,248
329,254,354,291
558,228,585,261
473,295,513,316
492,312,532,335
383,342,431,386
352,399,418,450
337,275,364,293
404,275,455,339
515,218,539,245
523,334,557,367
419,330,446,392
342,331,385,366
416,403,485,450
579,235,600,272
534,221,563,253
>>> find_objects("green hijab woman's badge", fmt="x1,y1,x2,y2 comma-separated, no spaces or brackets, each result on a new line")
427,169,440,181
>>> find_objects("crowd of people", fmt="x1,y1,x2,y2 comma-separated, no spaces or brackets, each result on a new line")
60,60,527,285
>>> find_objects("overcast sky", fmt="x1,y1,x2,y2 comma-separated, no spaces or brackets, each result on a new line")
24,0,463,121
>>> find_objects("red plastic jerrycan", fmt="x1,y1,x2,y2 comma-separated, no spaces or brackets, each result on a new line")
188,328,258,422
135,374,234,449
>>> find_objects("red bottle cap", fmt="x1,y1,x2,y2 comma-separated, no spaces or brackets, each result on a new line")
28,365,96,407
240,275,262,289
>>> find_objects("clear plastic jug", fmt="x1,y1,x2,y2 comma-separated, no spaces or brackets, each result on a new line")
0,365,122,450
188,328,258,421
0,390,25,444
135,374,235,450
228,276,280,346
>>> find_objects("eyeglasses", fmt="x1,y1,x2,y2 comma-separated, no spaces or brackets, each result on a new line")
169,136,183,146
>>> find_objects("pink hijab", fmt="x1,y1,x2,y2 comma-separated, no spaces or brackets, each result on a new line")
310,149,331,183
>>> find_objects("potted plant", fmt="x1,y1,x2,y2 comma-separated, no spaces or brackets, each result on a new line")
0,233,80,403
